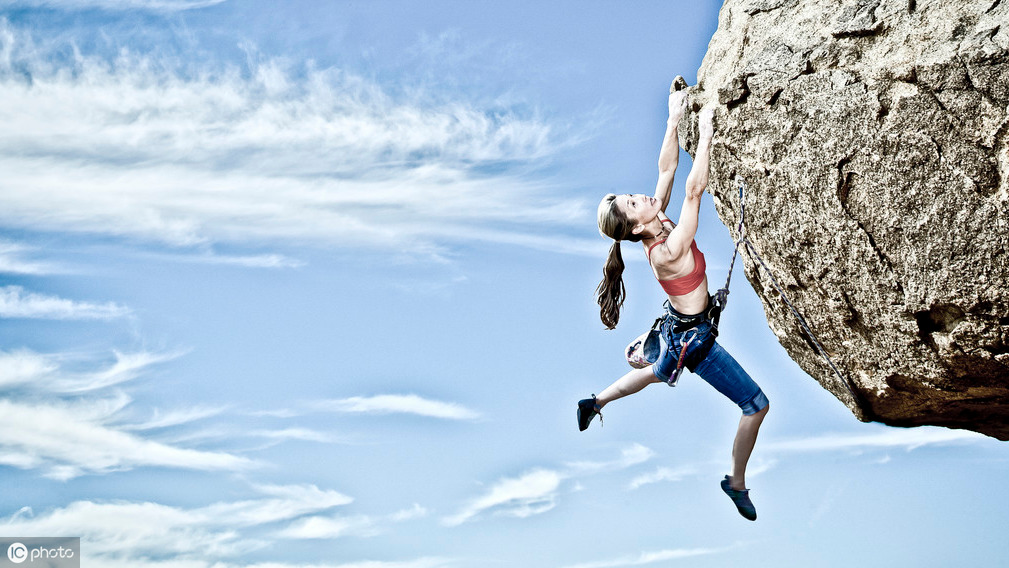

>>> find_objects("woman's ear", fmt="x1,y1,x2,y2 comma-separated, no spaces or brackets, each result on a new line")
631,224,645,236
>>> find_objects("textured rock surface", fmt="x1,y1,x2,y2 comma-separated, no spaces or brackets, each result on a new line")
681,0,1009,438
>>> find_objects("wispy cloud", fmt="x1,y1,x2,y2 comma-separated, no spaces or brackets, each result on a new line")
442,468,564,527
561,547,723,568
274,515,379,540
53,349,183,392
763,427,988,454
0,484,448,568
275,502,429,540
0,285,130,320
249,428,334,444
0,348,250,478
312,395,481,421
0,349,58,389
622,427,990,492
627,465,698,491
120,405,230,430
1,0,228,11
0,397,254,479
0,241,63,274
0,348,179,392
0,21,590,256
443,444,655,526
4,483,354,561
188,253,306,269
88,558,457,568
566,443,654,474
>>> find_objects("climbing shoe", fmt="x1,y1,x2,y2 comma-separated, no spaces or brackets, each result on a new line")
720,475,757,521
577,396,602,431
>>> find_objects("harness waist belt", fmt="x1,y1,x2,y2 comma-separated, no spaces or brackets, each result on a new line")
663,297,719,334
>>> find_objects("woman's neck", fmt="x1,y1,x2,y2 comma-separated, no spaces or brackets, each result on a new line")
640,217,667,241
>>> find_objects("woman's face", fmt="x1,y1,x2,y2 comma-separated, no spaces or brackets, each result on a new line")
614,193,661,228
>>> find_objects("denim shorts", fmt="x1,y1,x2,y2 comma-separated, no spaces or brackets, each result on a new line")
651,315,769,416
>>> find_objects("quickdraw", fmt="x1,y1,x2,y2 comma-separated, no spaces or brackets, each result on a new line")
666,328,699,387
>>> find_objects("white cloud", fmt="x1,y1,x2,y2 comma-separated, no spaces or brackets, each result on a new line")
87,559,456,568
313,395,480,421
0,241,62,274
744,457,777,478
561,548,722,568
763,427,988,454
566,442,655,474
0,348,250,478
275,498,425,540
0,21,590,256
0,349,58,389
54,349,182,392
0,484,448,568
4,483,354,561
249,428,334,443
0,0,227,11
200,484,353,528
275,515,378,539
620,427,986,493
0,285,130,320
0,348,182,393
627,465,697,491
188,253,306,269
444,443,657,526
442,468,564,527
0,397,254,479
389,504,427,522
121,405,230,430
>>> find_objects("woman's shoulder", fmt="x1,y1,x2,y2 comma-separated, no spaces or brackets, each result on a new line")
647,233,693,271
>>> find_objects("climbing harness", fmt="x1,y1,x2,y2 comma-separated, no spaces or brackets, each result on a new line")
719,176,868,411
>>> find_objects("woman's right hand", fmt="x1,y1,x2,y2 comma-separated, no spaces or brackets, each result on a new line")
698,107,714,141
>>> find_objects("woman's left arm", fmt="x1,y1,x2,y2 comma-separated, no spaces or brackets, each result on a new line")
671,107,714,244
654,80,689,211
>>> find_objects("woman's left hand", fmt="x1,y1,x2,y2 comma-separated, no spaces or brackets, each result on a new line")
668,77,688,123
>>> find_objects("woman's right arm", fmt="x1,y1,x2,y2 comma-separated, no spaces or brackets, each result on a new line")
666,108,714,255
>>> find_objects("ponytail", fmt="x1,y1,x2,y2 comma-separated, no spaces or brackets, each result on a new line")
596,240,626,329
596,193,642,330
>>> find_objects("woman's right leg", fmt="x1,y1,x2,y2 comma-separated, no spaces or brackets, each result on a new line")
596,366,662,408
730,403,768,490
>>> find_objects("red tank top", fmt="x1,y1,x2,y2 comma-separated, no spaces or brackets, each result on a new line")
646,219,707,296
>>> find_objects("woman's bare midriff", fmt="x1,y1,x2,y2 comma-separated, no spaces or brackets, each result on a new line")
666,277,709,315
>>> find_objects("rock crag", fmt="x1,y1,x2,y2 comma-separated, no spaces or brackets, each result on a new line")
682,0,1009,438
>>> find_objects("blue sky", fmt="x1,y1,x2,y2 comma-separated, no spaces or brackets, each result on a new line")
0,1,1006,567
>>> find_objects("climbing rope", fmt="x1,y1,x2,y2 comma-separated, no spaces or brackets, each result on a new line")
715,177,869,413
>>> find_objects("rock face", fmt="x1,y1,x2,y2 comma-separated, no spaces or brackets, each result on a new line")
682,0,1009,438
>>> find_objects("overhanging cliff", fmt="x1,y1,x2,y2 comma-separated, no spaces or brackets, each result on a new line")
681,0,1009,438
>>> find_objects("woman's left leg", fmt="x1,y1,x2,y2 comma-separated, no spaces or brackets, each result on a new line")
596,366,662,408
578,365,661,431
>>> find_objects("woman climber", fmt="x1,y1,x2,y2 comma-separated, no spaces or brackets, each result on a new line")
578,79,769,521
